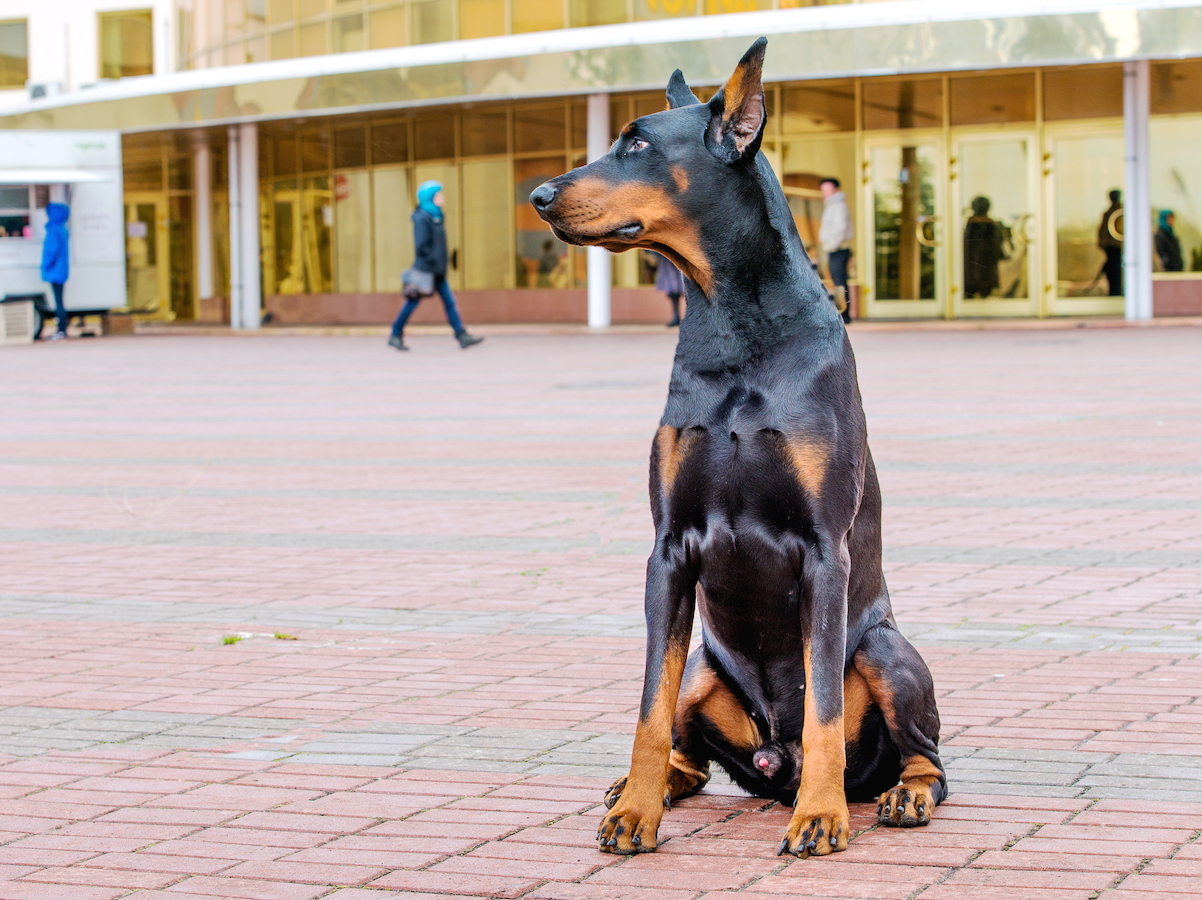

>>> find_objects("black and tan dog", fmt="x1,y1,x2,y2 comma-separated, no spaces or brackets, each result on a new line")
530,38,946,859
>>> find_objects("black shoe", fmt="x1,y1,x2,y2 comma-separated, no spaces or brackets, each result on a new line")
667,315,680,327
388,335,408,351
457,332,483,348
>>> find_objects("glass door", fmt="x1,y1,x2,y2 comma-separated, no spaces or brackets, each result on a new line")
124,196,171,319
862,136,945,318
1043,124,1125,316
951,131,1040,317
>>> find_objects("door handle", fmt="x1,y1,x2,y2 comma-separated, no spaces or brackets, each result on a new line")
916,217,938,248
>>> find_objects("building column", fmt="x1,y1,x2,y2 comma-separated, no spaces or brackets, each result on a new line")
586,93,611,328
239,123,261,330
227,126,242,329
1124,59,1153,320
192,134,213,307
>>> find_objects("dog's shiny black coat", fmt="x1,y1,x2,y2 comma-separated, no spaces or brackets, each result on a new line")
532,38,946,857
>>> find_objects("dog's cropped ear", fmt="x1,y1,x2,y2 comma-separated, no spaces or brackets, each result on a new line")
706,37,767,163
666,69,701,109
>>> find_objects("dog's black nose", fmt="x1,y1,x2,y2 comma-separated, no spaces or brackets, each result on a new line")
529,183,556,211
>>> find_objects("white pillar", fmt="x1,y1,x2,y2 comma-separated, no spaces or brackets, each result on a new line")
586,93,611,329
239,122,261,330
227,125,242,329
193,135,213,304
1124,60,1153,320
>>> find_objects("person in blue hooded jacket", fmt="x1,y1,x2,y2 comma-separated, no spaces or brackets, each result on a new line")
389,181,483,351
1155,209,1184,272
40,202,71,340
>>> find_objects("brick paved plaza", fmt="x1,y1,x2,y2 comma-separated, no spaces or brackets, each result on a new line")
2,324,1201,900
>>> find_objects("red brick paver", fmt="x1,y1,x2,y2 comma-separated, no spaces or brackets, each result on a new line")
1,327,1200,898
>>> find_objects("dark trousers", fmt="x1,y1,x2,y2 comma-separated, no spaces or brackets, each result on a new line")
391,275,466,338
828,248,852,323
51,283,67,333
1103,247,1123,296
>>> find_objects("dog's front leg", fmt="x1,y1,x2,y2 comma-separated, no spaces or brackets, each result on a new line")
780,532,851,859
598,544,695,854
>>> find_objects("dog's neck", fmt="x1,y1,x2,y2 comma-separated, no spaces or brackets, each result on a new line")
673,154,843,374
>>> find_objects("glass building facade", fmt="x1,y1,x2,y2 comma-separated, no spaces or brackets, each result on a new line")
177,0,840,68
7,1,1202,324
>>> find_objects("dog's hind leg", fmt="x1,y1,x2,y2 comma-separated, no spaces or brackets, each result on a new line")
853,622,947,827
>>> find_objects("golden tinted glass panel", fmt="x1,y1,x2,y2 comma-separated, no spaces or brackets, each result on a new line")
949,72,1035,126
1043,66,1123,120
1152,60,1202,115
782,80,855,134
862,79,942,130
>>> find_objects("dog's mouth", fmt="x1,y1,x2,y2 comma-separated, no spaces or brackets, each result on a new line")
548,220,643,246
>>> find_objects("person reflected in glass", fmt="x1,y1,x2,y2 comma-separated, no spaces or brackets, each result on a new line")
962,196,1007,299
537,240,560,287
389,180,483,352
649,251,685,327
819,177,854,324
1097,189,1123,296
1154,209,1184,272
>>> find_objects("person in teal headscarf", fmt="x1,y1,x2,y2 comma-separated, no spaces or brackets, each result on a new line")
389,180,483,351
1155,209,1184,272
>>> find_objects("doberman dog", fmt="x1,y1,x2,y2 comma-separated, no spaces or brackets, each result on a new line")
529,38,946,859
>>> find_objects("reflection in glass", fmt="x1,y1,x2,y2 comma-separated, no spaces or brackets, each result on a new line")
862,80,942,131
958,139,1029,300
514,158,570,288
781,81,855,134
169,196,194,320
779,136,856,266
871,144,937,301
1044,67,1123,121
461,159,511,289
1052,133,1123,296
950,73,1035,126
302,176,334,293
1152,61,1202,115
1150,116,1202,271
372,166,413,294
335,170,371,292
125,202,159,312
273,180,301,293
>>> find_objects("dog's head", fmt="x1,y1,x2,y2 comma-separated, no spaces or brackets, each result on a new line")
529,38,769,296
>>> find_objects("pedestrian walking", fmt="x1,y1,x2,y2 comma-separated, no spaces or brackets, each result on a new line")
1154,209,1184,272
652,251,685,326
389,180,483,351
40,202,70,340
819,178,854,324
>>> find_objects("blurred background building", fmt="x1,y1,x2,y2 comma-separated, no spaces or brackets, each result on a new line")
2,0,1202,326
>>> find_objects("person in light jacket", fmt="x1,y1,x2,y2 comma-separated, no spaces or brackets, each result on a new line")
819,178,854,324
40,202,70,340
389,180,483,351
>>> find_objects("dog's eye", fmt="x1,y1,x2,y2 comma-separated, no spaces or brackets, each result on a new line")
628,139,649,153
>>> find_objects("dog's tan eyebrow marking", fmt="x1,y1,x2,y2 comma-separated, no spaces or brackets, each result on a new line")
620,122,635,138
671,166,689,192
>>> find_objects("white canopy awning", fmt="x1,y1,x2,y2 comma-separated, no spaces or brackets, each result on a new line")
0,169,111,185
